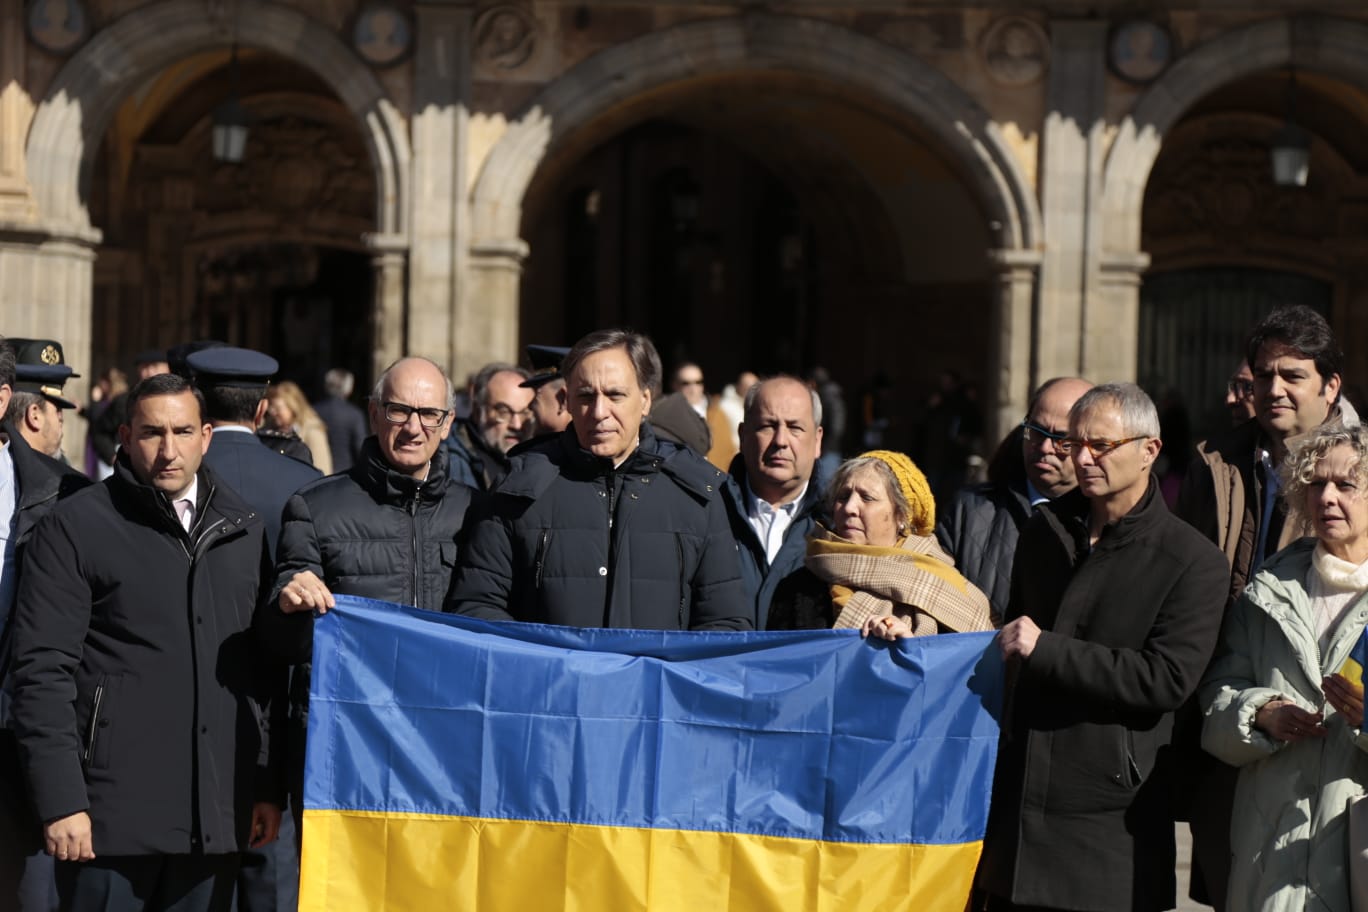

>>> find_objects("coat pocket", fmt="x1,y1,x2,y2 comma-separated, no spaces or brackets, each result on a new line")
82,676,114,771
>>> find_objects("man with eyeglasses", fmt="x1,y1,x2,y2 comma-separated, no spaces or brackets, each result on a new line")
936,377,1091,621
1174,305,1357,910
1224,361,1256,427
255,356,476,839
446,363,535,491
977,383,1227,912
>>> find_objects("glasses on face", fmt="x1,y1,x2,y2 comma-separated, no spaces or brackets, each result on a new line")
381,401,450,429
678,378,704,388
1020,419,1068,447
1227,379,1254,398
488,403,533,423
1056,435,1149,458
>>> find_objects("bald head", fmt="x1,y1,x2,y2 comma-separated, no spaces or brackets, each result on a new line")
1022,377,1093,499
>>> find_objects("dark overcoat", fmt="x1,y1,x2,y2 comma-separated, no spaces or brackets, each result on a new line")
977,479,1227,911
448,427,750,631
9,456,277,856
202,427,321,555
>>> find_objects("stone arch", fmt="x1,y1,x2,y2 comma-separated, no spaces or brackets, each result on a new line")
1102,15,1368,255
470,14,1041,256
25,0,410,241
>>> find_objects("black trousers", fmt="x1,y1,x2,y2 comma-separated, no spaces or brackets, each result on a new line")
55,854,239,912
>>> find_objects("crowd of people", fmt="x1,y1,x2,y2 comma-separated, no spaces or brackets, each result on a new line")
0,304,1364,912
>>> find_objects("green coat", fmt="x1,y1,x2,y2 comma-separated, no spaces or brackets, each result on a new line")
1201,539,1368,912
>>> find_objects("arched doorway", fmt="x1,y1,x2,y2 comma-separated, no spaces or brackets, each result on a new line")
518,72,995,461
23,0,411,423
90,49,377,395
470,14,1041,448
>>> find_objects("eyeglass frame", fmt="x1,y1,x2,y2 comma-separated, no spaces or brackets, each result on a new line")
486,402,534,423
1055,435,1150,458
1020,418,1069,447
1227,378,1255,398
379,400,451,429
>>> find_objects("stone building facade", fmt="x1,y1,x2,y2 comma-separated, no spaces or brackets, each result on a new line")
4,0,1368,463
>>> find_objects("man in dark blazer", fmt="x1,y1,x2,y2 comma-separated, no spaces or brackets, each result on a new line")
976,383,1228,912
187,347,321,555
185,347,319,911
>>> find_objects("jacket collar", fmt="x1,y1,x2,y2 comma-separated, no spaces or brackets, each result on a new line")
109,449,253,537
1038,475,1167,555
1,420,65,511
499,425,720,503
354,436,452,504
724,452,825,520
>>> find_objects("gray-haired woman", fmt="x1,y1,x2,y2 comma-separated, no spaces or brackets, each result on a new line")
1201,422,1368,912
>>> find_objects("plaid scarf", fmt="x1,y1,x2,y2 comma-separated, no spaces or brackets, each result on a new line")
805,526,994,636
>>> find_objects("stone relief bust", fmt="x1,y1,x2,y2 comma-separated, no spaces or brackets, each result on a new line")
982,17,1049,87
474,5,537,72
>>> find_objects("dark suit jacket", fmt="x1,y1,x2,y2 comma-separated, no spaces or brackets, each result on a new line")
203,427,321,555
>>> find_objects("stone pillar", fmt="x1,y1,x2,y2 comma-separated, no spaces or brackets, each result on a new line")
987,249,1042,448
368,236,408,382
1037,20,1107,381
0,6,35,221
1093,251,1150,384
408,1,474,373
0,227,100,464
463,238,527,380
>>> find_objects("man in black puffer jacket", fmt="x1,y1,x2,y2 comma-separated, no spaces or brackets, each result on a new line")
9,373,281,910
253,356,476,839
448,330,749,631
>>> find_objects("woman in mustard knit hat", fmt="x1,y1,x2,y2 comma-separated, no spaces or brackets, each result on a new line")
766,450,994,636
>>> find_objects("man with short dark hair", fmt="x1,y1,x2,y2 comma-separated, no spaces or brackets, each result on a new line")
449,329,749,630
720,376,825,629
936,377,1092,621
446,362,534,490
1175,304,1356,910
9,373,281,912
977,383,1227,912
0,336,90,911
190,347,321,553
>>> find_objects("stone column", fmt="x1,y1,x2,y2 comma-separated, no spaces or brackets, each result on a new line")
368,235,408,382
987,249,1042,448
1037,20,1107,381
408,1,474,373
463,238,527,380
0,6,35,221
1093,251,1150,384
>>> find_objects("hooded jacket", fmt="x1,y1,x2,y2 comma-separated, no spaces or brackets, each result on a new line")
1201,540,1368,912
9,456,276,855
448,426,750,630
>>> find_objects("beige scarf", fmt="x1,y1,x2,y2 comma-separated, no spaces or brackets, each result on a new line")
805,526,995,636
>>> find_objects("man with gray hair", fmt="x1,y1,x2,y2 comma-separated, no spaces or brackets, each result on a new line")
720,375,826,629
312,367,367,473
976,383,1228,912
254,356,476,838
449,329,749,630
446,362,535,491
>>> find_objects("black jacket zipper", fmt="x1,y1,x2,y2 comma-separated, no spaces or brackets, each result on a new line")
83,682,106,767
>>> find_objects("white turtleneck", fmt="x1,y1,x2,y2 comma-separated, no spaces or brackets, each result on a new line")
1308,543,1368,656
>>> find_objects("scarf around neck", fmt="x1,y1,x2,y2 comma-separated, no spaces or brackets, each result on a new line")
804,526,994,636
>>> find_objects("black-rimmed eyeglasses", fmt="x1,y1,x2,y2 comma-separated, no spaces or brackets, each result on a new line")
380,401,450,429
1020,419,1068,447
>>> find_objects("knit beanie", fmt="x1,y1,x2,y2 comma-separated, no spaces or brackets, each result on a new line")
858,450,935,536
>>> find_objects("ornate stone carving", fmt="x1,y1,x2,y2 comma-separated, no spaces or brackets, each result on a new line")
1108,21,1172,85
474,5,536,72
27,0,89,55
981,17,1048,87
353,3,411,69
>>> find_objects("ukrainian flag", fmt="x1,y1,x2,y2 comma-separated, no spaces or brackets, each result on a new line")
299,596,1003,911
1340,624,1368,689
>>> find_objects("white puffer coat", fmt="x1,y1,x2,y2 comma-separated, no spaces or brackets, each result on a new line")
1202,539,1368,912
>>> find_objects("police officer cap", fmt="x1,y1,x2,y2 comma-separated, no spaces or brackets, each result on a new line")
185,346,280,389
9,338,80,409
521,344,571,389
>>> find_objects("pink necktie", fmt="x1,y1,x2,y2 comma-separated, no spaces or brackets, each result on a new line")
175,499,193,531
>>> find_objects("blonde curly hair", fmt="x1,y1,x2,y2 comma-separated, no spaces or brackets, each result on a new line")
1281,423,1368,534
